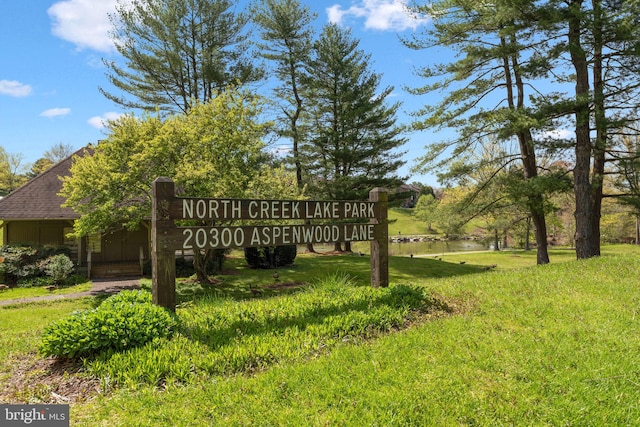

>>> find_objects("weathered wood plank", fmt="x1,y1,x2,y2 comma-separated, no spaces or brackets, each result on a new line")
369,188,389,288
161,223,384,251
170,198,382,221
152,177,177,311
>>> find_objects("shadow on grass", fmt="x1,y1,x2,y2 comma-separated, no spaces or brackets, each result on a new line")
168,253,490,305
182,284,442,354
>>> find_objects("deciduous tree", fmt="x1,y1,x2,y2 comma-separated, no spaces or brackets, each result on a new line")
60,89,292,283
0,148,28,195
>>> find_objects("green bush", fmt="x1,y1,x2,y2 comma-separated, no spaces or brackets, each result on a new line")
244,245,297,269
0,244,72,285
42,254,74,285
40,290,177,359
17,277,55,288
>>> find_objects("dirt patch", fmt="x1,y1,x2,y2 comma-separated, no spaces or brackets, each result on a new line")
0,353,101,404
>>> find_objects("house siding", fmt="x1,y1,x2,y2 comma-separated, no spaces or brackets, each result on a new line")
6,220,72,245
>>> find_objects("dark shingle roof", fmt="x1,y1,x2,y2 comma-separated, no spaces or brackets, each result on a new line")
0,148,88,220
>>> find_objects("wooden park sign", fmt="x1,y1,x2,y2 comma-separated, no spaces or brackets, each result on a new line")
151,177,388,311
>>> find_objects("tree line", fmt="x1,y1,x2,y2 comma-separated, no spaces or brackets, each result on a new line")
0,142,75,196
6,0,640,267
404,0,640,262
52,0,407,281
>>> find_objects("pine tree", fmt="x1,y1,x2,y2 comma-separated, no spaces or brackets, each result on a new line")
101,0,261,113
252,0,315,191
304,24,406,251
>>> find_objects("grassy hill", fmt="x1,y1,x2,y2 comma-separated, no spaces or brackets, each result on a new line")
2,245,640,425
388,207,431,236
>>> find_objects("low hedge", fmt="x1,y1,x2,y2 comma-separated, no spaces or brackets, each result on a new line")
40,290,177,359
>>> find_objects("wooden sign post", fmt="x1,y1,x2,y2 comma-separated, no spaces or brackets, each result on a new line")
151,177,177,310
369,188,388,288
151,177,388,311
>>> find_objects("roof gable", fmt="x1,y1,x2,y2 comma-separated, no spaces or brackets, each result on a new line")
0,148,88,220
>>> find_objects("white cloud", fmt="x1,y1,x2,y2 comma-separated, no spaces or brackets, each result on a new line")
327,0,428,31
270,145,292,157
40,107,71,118
0,80,32,97
538,129,574,140
47,0,119,52
88,112,123,129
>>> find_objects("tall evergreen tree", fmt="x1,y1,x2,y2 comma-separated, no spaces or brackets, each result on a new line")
251,0,315,192
304,24,406,200
252,0,317,253
102,0,261,113
407,0,640,260
532,0,640,257
304,24,406,251
404,0,554,263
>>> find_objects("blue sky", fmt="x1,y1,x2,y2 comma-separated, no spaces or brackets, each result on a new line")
0,0,440,185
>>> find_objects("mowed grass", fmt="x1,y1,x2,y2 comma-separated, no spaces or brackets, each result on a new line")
387,207,432,235
2,245,640,426
0,281,92,301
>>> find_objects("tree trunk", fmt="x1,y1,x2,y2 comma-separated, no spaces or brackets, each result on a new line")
568,0,595,259
344,241,352,252
193,250,211,284
590,0,604,257
525,217,531,251
503,34,549,264
494,229,500,251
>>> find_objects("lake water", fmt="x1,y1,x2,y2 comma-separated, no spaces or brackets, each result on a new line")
386,239,488,256
303,239,488,256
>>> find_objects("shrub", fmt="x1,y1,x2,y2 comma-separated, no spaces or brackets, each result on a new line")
40,290,177,359
0,244,72,285
17,277,55,288
244,245,297,269
42,254,74,285
143,252,226,277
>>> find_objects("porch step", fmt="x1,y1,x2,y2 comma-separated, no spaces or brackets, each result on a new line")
91,262,142,278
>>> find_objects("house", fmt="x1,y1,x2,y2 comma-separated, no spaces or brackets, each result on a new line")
0,149,149,277
394,183,423,208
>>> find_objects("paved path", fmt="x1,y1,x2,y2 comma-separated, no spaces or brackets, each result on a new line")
0,278,140,307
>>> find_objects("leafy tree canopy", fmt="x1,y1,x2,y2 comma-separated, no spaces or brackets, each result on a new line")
60,88,279,237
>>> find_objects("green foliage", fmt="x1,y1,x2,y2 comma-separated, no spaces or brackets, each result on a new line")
86,278,433,387
304,23,406,200
103,0,261,113
60,90,270,237
39,290,177,359
0,146,29,195
0,244,72,285
244,245,297,269
41,254,74,285
252,0,316,191
246,164,305,200
412,194,439,232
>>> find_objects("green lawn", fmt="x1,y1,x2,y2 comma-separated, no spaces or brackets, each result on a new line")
0,281,92,302
2,245,640,426
388,207,432,235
